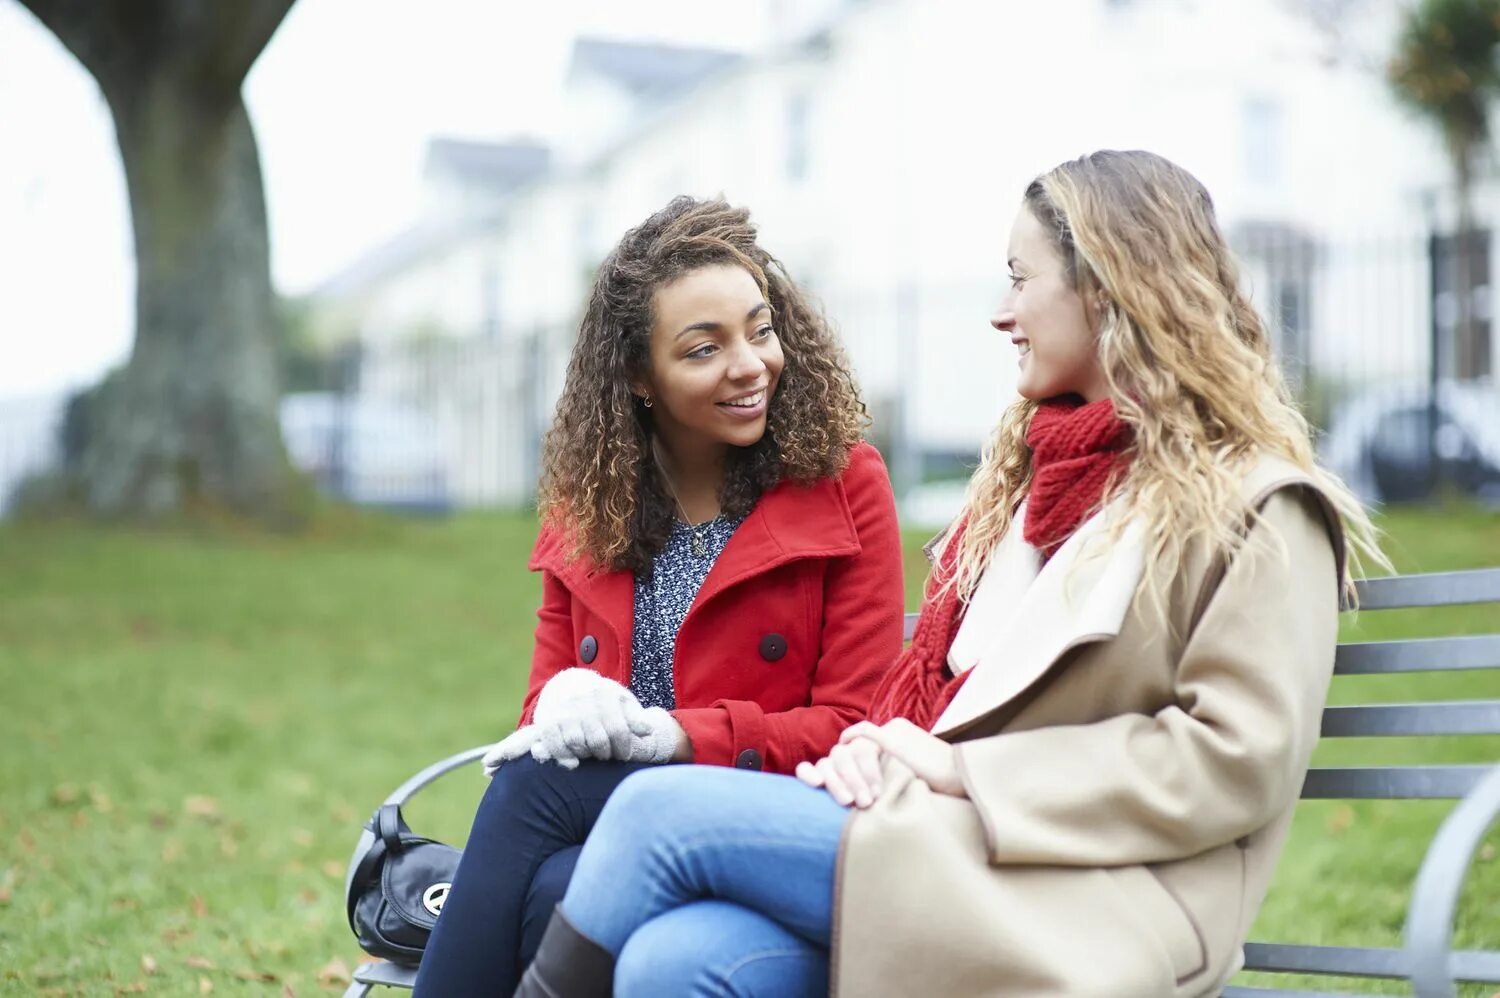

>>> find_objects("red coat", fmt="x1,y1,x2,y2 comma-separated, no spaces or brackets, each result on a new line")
521,442,905,774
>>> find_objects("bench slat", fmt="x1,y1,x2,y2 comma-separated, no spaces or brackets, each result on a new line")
1222,989,1369,997
903,634,1500,674
1301,765,1490,799
1319,701,1500,737
1355,568,1500,609
1335,634,1500,674
1239,942,1500,984
1241,942,1404,978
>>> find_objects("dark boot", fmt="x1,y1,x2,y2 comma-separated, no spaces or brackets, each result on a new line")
513,908,614,998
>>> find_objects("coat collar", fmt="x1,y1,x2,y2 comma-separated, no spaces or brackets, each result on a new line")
528,470,862,642
930,453,1341,737
932,499,1147,736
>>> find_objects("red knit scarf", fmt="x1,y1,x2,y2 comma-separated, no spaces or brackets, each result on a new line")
869,397,1131,729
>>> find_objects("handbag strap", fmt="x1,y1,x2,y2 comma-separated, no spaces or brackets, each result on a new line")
346,804,405,931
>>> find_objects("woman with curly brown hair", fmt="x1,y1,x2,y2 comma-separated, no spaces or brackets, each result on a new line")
411,196,905,995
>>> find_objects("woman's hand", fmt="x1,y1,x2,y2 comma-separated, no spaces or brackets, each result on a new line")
838,718,967,798
796,736,886,808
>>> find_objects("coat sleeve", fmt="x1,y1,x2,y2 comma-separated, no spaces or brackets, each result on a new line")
952,486,1341,866
672,443,906,772
517,568,576,727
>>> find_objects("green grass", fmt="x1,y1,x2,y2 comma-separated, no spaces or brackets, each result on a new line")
0,503,1497,995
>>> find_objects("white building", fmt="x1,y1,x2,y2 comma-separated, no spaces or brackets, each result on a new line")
311,0,1485,508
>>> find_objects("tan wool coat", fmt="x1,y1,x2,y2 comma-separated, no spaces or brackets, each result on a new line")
832,455,1347,997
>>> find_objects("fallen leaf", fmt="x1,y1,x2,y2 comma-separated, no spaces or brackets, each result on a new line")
1480,843,1495,862
282,986,297,998
198,976,213,994
91,788,115,814
149,812,171,830
112,896,139,912
115,984,147,995
184,955,216,970
291,828,314,848
233,968,278,983
219,834,238,858
329,803,355,824
316,958,351,987
51,784,79,806
190,895,208,918
0,886,11,906
161,839,182,864
16,828,35,852
1325,803,1355,835
184,796,221,821
140,955,158,975
297,888,317,905
71,811,90,830
161,926,194,945
321,860,343,879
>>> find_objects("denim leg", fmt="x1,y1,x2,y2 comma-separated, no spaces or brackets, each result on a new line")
615,900,827,998
518,844,581,968
561,766,848,957
412,756,650,997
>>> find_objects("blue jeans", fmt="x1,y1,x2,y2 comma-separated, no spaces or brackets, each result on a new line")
413,756,652,997
560,764,849,998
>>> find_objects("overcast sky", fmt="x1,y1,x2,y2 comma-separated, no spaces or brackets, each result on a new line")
0,0,771,399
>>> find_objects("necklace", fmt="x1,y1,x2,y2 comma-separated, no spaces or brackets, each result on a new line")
653,443,719,557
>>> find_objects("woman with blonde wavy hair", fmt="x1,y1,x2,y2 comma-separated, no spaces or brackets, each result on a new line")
412,196,905,995
515,150,1385,998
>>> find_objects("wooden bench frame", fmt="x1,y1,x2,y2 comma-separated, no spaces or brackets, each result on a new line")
344,567,1500,997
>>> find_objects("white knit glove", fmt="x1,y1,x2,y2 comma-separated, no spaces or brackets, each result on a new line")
482,669,684,776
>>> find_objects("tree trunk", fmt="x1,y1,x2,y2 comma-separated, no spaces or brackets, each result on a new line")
18,0,298,520
79,79,291,516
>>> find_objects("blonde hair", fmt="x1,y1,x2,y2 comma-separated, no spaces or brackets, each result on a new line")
943,150,1383,605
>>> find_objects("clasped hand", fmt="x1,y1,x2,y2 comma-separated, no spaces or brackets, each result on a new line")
482,669,685,776
795,717,965,808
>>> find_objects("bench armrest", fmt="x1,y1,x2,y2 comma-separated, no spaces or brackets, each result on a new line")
1405,760,1500,996
379,745,491,807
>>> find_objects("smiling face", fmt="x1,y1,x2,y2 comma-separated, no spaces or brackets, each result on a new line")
639,263,785,462
993,205,1108,403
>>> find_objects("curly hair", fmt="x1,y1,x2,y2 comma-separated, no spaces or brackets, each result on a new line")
538,196,869,574
940,151,1385,607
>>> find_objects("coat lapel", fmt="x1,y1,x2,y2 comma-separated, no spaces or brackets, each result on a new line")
932,502,1147,736
690,471,861,614
528,528,635,645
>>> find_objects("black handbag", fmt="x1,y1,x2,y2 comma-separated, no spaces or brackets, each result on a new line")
345,802,463,965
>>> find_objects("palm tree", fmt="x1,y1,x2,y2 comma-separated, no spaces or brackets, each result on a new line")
1389,0,1500,379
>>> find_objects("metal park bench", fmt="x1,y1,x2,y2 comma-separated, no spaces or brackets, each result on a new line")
344,567,1500,998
